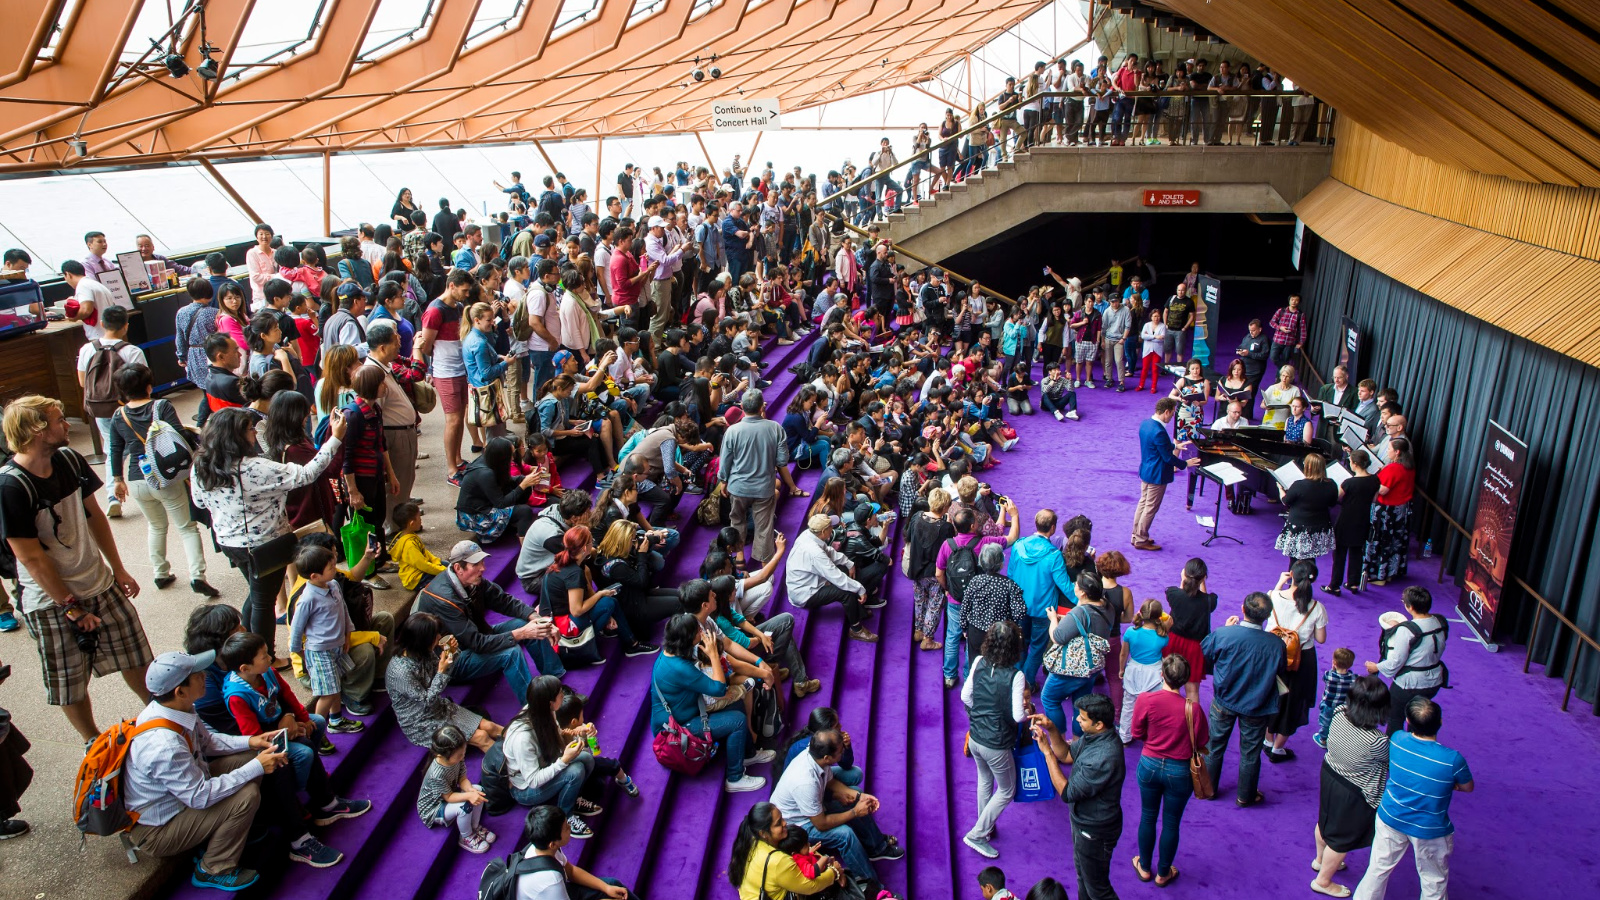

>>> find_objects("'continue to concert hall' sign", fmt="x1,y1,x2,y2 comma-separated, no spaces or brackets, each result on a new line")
712,99,781,132
1143,189,1201,207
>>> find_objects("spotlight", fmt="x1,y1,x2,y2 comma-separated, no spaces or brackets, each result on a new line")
69,139,88,157
692,68,705,82
197,45,218,80
710,66,722,79
164,51,189,78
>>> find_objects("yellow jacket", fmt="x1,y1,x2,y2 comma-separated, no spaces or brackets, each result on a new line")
738,843,839,900
390,532,445,591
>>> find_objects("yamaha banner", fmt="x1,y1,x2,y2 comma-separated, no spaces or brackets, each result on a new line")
1459,420,1528,644
1195,275,1221,369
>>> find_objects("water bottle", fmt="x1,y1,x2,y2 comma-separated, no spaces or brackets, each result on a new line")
1422,538,1433,559
585,734,599,754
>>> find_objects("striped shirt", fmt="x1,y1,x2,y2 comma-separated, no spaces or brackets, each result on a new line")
1378,731,1471,839
1325,709,1389,808
417,757,463,824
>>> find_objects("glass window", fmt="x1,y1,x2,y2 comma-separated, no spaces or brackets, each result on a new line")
118,1,199,64
689,0,721,21
552,0,604,39
358,0,437,62
35,0,82,61
627,0,665,29
463,0,526,49
223,0,333,84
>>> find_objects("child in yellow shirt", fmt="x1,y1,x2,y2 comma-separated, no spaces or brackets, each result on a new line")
389,501,445,592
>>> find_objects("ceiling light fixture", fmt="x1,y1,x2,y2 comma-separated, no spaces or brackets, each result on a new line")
69,139,89,157
164,51,189,78
196,43,219,80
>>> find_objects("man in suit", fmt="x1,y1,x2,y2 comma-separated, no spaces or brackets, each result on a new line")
1130,398,1199,551
1201,592,1288,807
1316,363,1359,442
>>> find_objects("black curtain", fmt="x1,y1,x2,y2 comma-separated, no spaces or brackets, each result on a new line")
1301,236,1600,712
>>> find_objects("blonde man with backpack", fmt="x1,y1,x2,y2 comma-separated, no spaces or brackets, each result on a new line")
76,304,145,517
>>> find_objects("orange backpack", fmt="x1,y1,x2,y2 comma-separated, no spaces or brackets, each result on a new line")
75,717,190,854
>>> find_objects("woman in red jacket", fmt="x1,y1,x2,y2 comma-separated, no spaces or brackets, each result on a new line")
1362,437,1416,586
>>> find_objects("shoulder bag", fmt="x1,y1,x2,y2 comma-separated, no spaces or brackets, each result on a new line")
650,676,715,775
1185,700,1215,799
1270,601,1310,672
1043,604,1109,678
239,462,298,575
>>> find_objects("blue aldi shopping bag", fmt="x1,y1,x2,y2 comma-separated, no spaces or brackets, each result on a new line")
1013,743,1056,803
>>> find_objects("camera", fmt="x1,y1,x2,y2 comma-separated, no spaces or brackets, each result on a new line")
73,618,100,656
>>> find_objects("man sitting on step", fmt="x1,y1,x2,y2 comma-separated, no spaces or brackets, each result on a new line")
769,729,904,899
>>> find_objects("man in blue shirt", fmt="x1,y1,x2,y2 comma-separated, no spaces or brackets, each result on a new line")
1009,508,1076,692
1354,698,1472,900
1201,592,1286,807
1131,398,1197,550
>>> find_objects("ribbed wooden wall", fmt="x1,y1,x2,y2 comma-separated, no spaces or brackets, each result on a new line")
1332,121,1600,262
1296,179,1600,367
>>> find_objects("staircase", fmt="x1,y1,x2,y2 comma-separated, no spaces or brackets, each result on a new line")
880,144,1331,261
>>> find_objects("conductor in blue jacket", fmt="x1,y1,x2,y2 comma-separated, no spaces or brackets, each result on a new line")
1131,397,1198,551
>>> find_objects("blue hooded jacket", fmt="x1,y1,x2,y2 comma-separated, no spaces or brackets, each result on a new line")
1008,533,1076,618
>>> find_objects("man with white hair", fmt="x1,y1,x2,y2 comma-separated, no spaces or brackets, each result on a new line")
785,514,876,643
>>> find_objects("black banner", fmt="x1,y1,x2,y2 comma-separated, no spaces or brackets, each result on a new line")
1459,420,1528,643
1337,316,1360,381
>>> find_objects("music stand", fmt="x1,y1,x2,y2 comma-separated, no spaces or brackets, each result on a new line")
1197,462,1246,546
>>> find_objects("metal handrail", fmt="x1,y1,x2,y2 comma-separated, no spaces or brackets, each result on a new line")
1298,350,1597,710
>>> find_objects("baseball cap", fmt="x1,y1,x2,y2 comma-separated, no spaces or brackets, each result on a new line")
552,349,575,370
336,282,364,300
448,540,490,566
648,216,668,229
533,234,552,247
146,650,216,696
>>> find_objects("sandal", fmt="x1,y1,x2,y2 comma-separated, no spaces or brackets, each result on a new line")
1132,857,1153,883
1155,867,1180,888
1311,860,1348,873
789,487,811,498
1309,881,1351,898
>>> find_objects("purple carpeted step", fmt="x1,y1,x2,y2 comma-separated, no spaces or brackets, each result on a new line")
906,584,959,900
342,682,526,900
853,531,914,888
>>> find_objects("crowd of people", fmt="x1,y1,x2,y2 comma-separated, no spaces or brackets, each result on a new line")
0,132,1463,900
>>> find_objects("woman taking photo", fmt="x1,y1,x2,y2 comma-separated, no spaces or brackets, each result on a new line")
1129,655,1208,887
1276,452,1339,566
729,802,842,899
1312,675,1391,898
783,387,832,469
317,344,361,425
1363,437,1415,586
386,613,505,752
594,520,681,637
542,526,652,658
651,614,768,793
531,374,611,479
456,437,542,543
463,301,510,449
1040,572,1117,735
1264,567,1328,763
500,675,596,838
1162,558,1217,702
960,620,1027,860
191,407,346,662
108,364,217,598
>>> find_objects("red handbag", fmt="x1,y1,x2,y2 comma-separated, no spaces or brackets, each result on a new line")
651,678,715,775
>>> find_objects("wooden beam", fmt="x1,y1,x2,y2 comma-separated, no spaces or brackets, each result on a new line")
747,131,763,168
322,151,332,237
594,135,603,202
694,130,718,177
197,158,264,224
531,137,559,177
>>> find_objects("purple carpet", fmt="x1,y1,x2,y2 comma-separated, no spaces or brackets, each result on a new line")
163,324,1600,900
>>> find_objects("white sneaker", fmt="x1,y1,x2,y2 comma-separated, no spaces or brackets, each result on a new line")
1086,380,1097,389
458,833,490,854
1054,410,1065,422
1002,438,1019,452
744,749,777,766
106,499,122,518
1066,410,1080,420
726,774,768,793
963,834,999,858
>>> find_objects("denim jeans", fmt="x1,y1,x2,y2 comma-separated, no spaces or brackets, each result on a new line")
526,350,555,400
573,593,633,644
285,714,329,791
511,751,592,812
942,599,966,681
94,417,117,503
1205,701,1270,803
1111,97,1135,139
793,438,832,470
795,794,889,885
1041,673,1095,735
1039,392,1077,416
707,707,749,781
1137,755,1193,878
1022,615,1050,691
449,619,565,702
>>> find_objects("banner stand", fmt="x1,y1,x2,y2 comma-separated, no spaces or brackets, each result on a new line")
1456,419,1526,654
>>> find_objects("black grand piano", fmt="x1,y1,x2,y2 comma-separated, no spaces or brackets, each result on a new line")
1192,424,1337,507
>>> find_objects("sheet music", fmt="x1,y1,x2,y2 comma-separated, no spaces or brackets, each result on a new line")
1341,419,1368,443
1273,460,1304,490
1203,462,1248,485
1370,435,1392,465
1326,462,1353,488
1320,401,1343,420
1196,516,1216,528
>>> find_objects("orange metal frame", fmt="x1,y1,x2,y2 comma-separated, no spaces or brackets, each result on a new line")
0,0,1053,174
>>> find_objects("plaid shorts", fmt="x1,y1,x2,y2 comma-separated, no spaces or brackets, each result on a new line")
303,648,352,698
22,584,153,706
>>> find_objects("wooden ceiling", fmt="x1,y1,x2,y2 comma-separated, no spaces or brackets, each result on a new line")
1157,0,1600,188
0,0,1050,173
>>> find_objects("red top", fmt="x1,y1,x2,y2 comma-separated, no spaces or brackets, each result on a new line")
1377,462,1415,506
227,669,312,736
1131,689,1209,760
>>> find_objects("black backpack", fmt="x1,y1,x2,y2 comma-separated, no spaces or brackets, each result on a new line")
943,536,979,603
0,450,88,583
479,851,563,900
750,682,786,743
1379,617,1451,689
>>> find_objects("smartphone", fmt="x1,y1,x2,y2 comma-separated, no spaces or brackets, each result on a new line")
601,583,623,595
271,730,289,754
575,420,591,432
